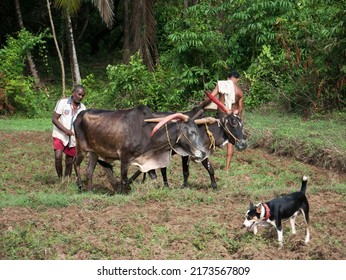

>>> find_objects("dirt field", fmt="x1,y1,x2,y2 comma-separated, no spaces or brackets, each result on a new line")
0,130,345,260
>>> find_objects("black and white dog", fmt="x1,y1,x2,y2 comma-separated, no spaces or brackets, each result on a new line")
243,176,310,247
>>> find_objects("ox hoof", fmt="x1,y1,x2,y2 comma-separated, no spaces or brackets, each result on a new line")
77,183,83,193
117,186,131,195
123,187,132,194
211,184,218,190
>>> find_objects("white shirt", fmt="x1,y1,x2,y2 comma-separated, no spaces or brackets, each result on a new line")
52,96,86,147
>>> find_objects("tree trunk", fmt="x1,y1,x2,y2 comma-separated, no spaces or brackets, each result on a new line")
47,0,66,97
65,12,81,86
183,0,188,9
15,0,41,87
123,0,130,63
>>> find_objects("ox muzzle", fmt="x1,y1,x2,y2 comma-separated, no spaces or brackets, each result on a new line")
234,139,248,151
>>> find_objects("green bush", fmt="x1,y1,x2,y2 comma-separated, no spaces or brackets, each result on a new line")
0,29,50,117
244,45,283,109
103,53,191,111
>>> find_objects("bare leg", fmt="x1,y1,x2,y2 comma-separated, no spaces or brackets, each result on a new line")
54,149,63,179
65,155,74,178
225,143,234,172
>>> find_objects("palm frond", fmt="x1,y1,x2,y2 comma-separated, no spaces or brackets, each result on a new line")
54,0,81,15
130,0,157,70
91,0,114,29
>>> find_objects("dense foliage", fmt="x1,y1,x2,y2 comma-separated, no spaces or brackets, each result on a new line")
0,29,51,117
0,0,344,116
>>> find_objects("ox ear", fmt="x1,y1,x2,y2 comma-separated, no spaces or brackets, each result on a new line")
150,113,190,137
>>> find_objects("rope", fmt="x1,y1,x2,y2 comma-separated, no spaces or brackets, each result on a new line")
175,123,200,152
205,124,216,150
165,123,174,150
219,116,244,142
165,122,201,154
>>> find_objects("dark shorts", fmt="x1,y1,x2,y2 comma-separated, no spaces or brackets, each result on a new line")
53,137,76,157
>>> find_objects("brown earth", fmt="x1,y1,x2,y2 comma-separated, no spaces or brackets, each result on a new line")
0,131,345,260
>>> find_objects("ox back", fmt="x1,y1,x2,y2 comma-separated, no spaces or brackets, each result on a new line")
73,105,206,193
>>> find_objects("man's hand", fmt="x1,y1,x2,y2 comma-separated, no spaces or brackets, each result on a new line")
65,129,74,136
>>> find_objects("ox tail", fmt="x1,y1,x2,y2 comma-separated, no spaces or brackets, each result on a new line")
301,175,308,194
97,160,113,172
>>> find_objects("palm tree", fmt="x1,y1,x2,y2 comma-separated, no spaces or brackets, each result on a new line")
125,0,158,70
47,0,66,96
123,0,130,63
49,0,114,93
65,10,81,86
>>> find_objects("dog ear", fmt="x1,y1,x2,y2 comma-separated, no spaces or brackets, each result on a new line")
256,205,262,213
249,202,254,208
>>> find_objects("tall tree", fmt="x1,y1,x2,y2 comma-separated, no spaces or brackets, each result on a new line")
126,0,158,70
65,10,81,85
14,0,41,86
123,0,130,62
54,0,114,86
47,0,66,96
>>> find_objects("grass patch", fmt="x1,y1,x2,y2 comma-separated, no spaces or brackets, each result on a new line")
0,117,51,131
246,110,346,172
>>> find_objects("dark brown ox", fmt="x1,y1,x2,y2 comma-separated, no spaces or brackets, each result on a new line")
73,105,207,193
132,106,248,189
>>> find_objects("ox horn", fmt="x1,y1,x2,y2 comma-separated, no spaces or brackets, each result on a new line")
205,91,231,114
144,117,165,123
194,117,218,125
150,113,189,137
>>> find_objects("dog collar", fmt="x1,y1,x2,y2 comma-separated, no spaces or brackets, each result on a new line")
262,203,270,221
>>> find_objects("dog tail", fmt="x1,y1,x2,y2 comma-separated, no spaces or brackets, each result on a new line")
301,175,308,193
